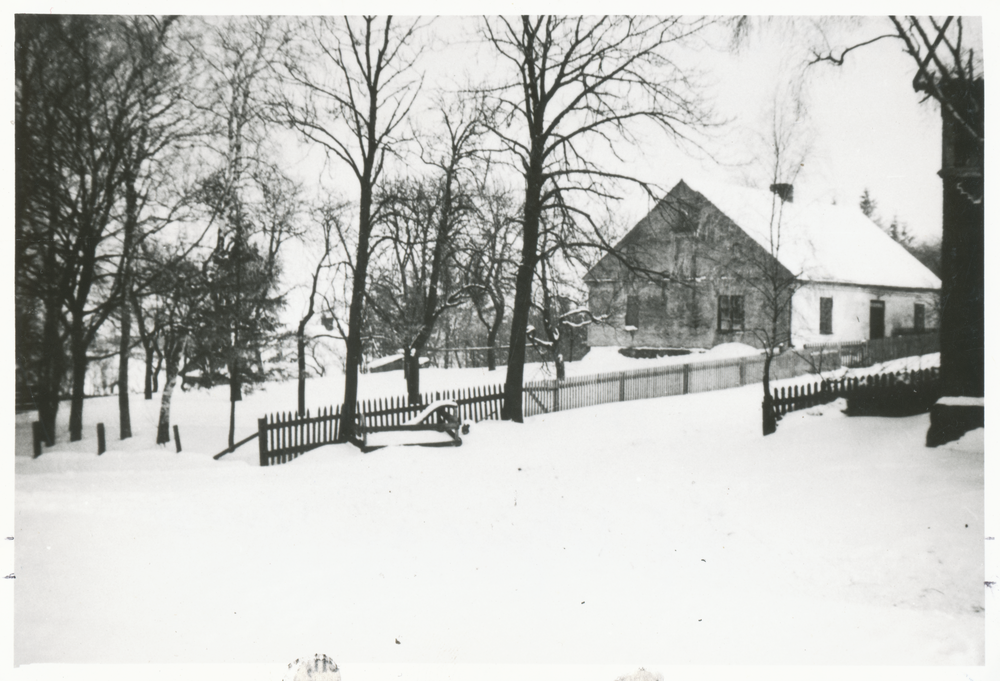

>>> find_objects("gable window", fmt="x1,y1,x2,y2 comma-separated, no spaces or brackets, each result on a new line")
820,297,833,335
717,294,744,332
625,294,639,329
673,205,696,233
914,303,925,332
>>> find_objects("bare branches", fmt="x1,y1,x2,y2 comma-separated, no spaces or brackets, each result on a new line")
808,33,899,66
809,16,982,148
479,15,716,419
278,15,425,428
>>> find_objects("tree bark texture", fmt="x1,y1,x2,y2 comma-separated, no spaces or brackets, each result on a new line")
144,345,155,399
502,162,544,422
157,368,178,444
339,181,374,441
297,328,307,415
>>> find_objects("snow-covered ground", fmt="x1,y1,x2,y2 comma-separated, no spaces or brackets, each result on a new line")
12,344,767,462
11,349,991,681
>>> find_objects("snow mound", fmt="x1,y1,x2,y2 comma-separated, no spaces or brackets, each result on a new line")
575,346,703,374
804,397,848,417
860,352,940,376
705,342,763,358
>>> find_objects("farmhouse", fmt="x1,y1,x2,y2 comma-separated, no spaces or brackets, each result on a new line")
585,179,940,351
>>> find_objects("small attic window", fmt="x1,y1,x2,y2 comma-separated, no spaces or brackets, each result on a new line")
674,208,697,233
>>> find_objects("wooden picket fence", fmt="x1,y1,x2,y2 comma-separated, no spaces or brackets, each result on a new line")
769,367,940,418
522,355,769,417
258,385,504,466
257,334,940,465
802,332,938,369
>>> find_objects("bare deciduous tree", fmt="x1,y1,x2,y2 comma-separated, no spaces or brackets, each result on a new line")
366,100,486,402
281,16,424,441
708,90,810,434
461,181,520,371
294,200,350,415
16,15,192,444
480,15,715,421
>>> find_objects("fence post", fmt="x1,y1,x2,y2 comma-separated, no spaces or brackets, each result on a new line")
619,374,625,401
97,423,106,455
258,418,268,466
738,359,746,386
173,425,182,453
32,421,43,458
553,381,560,412
682,363,690,394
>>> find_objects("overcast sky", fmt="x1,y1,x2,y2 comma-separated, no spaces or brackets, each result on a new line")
273,14,960,246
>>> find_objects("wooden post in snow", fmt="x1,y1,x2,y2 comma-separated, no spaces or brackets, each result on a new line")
32,421,42,458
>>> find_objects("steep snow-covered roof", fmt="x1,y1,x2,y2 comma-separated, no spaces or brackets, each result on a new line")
685,179,941,290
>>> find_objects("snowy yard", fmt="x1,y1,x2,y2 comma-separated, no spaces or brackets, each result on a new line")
12,354,988,673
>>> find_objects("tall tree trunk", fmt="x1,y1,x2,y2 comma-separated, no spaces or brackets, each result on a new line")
485,291,504,372
228,356,240,451
486,332,499,372
228,398,237,452
117,164,138,439
152,353,161,393
404,348,421,404
297,326,307,415
37,300,64,446
502,145,544,422
762,351,776,436
144,344,155,399
117,302,132,439
339,181,374,442
68,328,87,442
157,351,181,444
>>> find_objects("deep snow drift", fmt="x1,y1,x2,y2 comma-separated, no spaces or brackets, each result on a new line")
13,353,988,675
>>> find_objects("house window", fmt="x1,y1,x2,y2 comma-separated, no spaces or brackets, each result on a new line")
673,205,696,233
625,294,639,329
869,300,885,340
914,303,925,332
717,294,744,332
819,297,833,335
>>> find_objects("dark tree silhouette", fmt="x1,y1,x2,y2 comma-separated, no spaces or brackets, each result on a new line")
480,15,715,421
281,16,423,441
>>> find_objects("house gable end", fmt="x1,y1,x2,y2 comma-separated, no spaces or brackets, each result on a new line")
584,180,709,283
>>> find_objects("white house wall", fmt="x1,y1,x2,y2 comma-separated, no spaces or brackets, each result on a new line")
791,283,939,346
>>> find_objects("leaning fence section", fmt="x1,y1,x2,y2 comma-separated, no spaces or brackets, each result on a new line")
258,406,343,466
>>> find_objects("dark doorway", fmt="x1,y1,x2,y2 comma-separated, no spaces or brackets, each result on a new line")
870,300,885,340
